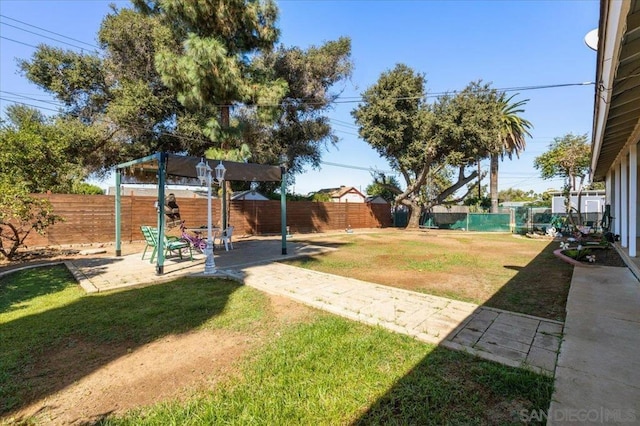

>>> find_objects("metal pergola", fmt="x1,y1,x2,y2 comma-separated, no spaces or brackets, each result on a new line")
115,152,287,274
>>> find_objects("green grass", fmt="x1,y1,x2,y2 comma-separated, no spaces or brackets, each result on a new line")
286,231,572,320
0,265,269,415
404,252,480,271
103,316,552,425
1,265,554,425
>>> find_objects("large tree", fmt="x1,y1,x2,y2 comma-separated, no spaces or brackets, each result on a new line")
0,105,87,193
18,1,351,181
534,133,591,228
352,64,502,228
238,38,353,177
0,106,71,259
20,9,190,175
489,93,532,213
534,133,591,191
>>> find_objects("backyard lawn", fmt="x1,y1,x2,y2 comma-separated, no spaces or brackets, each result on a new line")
0,264,554,425
288,230,573,321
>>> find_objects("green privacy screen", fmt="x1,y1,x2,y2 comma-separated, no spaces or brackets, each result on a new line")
422,213,511,232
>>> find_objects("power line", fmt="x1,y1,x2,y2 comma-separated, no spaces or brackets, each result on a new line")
0,90,65,107
0,14,99,49
0,20,96,51
0,35,39,49
0,97,61,113
320,161,396,175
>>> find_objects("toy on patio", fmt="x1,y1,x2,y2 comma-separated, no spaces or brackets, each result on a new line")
179,221,208,253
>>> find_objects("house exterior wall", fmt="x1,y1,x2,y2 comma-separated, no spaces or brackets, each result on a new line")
336,191,365,203
551,193,606,214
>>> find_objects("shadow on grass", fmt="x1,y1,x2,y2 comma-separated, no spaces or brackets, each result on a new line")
0,265,240,415
485,240,573,322
353,239,571,424
353,345,554,425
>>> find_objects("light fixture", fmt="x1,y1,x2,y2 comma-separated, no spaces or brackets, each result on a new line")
215,160,226,183
195,158,217,274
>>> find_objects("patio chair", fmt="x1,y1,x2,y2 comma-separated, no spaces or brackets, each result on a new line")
216,226,234,251
141,226,192,263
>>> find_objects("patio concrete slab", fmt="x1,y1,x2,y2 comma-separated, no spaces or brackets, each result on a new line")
242,262,562,376
548,266,640,425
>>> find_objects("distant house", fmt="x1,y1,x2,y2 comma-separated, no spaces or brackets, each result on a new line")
365,195,389,204
315,186,366,203
231,190,269,201
549,190,605,215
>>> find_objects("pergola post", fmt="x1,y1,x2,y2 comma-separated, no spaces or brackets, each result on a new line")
280,155,288,255
156,152,167,274
115,170,122,256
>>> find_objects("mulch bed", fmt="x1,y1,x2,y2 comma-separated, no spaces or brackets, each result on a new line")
580,246,627,267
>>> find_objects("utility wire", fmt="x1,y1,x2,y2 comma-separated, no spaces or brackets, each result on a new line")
320,161,396,175
0,14,99,49
0,21,95,51
0,35,39,49
0,97,61,113
0,90,65,107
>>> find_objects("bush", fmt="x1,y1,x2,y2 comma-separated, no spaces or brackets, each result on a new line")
0,178,62,260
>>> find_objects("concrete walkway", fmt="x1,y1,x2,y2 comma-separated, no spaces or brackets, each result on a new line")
240,262,562,376
547,266,640,425
60,238,562,377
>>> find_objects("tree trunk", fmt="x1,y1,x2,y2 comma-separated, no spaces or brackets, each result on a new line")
405,201,423,229
490,153,499,213
478,161,482,199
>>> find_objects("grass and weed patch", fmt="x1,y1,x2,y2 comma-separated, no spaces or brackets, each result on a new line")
103,316,553,425
286,231,571,320
0,265,270,415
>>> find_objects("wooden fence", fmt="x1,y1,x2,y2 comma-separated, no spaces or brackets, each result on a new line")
21,194,392,247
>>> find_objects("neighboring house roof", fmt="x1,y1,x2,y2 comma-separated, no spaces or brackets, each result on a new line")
591,0,640,180
365,195,389,204
316,186,366,201
230,190,269,201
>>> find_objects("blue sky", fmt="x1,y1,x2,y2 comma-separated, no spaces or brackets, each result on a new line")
0,0,600,196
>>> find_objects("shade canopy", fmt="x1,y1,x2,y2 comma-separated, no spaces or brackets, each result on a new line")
117,153,282,185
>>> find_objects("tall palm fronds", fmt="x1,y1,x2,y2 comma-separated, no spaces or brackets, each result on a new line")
490,93,533,212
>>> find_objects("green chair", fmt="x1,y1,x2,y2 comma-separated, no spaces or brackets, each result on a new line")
140,226,192,263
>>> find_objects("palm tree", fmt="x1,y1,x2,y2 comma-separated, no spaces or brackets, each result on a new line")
490,93,533,213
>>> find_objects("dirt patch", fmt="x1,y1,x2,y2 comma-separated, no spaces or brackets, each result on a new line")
4,295,314,426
